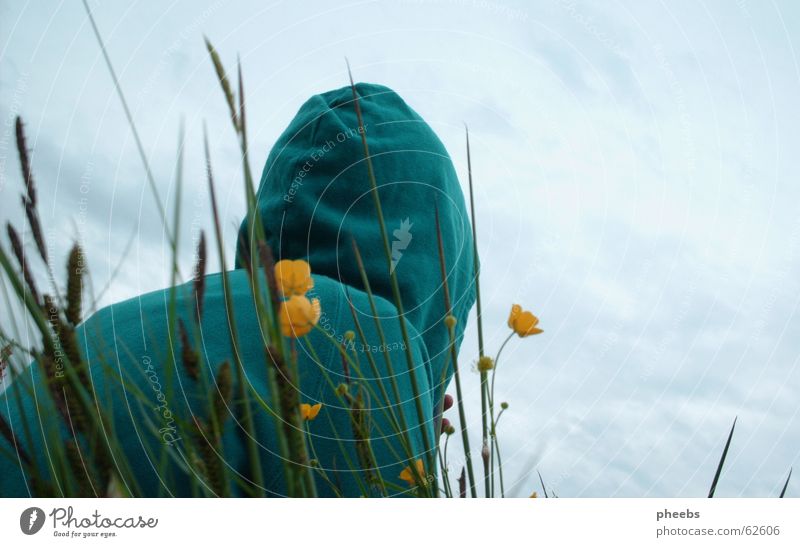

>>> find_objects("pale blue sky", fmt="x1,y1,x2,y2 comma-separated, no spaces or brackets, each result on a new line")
1,0,799,496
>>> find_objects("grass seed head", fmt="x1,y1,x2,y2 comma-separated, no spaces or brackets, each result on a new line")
193,231,207,319
178,319,200,381
65,244,84,326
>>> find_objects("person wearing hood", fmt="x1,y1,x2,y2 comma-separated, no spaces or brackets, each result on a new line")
0,83,476,497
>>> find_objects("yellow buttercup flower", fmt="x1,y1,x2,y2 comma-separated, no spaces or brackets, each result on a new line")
274,259,314,297
300,402,322,421
508,304,543,337
399,459,426,487
279,295,321,337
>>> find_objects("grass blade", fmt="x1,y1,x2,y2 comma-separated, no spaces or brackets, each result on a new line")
779,468,792,498
345,60,434,495
80,0,178,254
203,124,265,495
538,470,549,498
434,204,477,498
464,126,490,497
708,416,737,498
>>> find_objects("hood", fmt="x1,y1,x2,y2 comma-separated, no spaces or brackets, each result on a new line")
236,82,476,396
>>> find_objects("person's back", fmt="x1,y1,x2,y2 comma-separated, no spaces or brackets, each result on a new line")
0,83,475,497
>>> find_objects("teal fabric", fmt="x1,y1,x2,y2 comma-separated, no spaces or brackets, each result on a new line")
1,83,475,497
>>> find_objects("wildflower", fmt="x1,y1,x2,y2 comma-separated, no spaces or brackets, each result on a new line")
507,304,543,337
299,402,322,421
477,356,494,372
399,459,426,487
440,417,451,435
344,330,355,342
274,259,314,297
279,295,321,337
444,314,457,329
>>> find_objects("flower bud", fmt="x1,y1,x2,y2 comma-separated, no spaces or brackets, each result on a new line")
481,442,490,465
440,417,451,435
477,356,494,372
444,315,457,329
500,401,509,410
344,330,355,342
443,393,454,411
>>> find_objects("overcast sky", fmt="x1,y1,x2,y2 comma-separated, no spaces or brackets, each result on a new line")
2,0,799,497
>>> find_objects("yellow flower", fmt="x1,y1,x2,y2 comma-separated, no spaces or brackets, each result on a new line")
399,459,426,487
274,259,314,297
508,304,543,337
279,295,321,337
477,356,494,372
299,402,322,421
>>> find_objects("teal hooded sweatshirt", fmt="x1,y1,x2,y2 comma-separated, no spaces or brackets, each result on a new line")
0,83,476,497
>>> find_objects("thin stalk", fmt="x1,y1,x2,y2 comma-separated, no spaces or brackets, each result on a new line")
4,359,45,493
433,204,477,497
538,470,549,498
446,324,476,497
304,331,405,475
322,412,369,497
437,447,449,497
489,333,514,407
159,122,185,494
305,422,343,497
346,64,433,489
488,332,513,498
0,246,135,495
441,432,454,498
309,326,406,462
204,44,311,497
203,126,265,493
491,407,507,497
464,125,490,497
779,468,792,498
81,0,178,256
708,417,737,498
349,239,423,488
496,438,506,498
